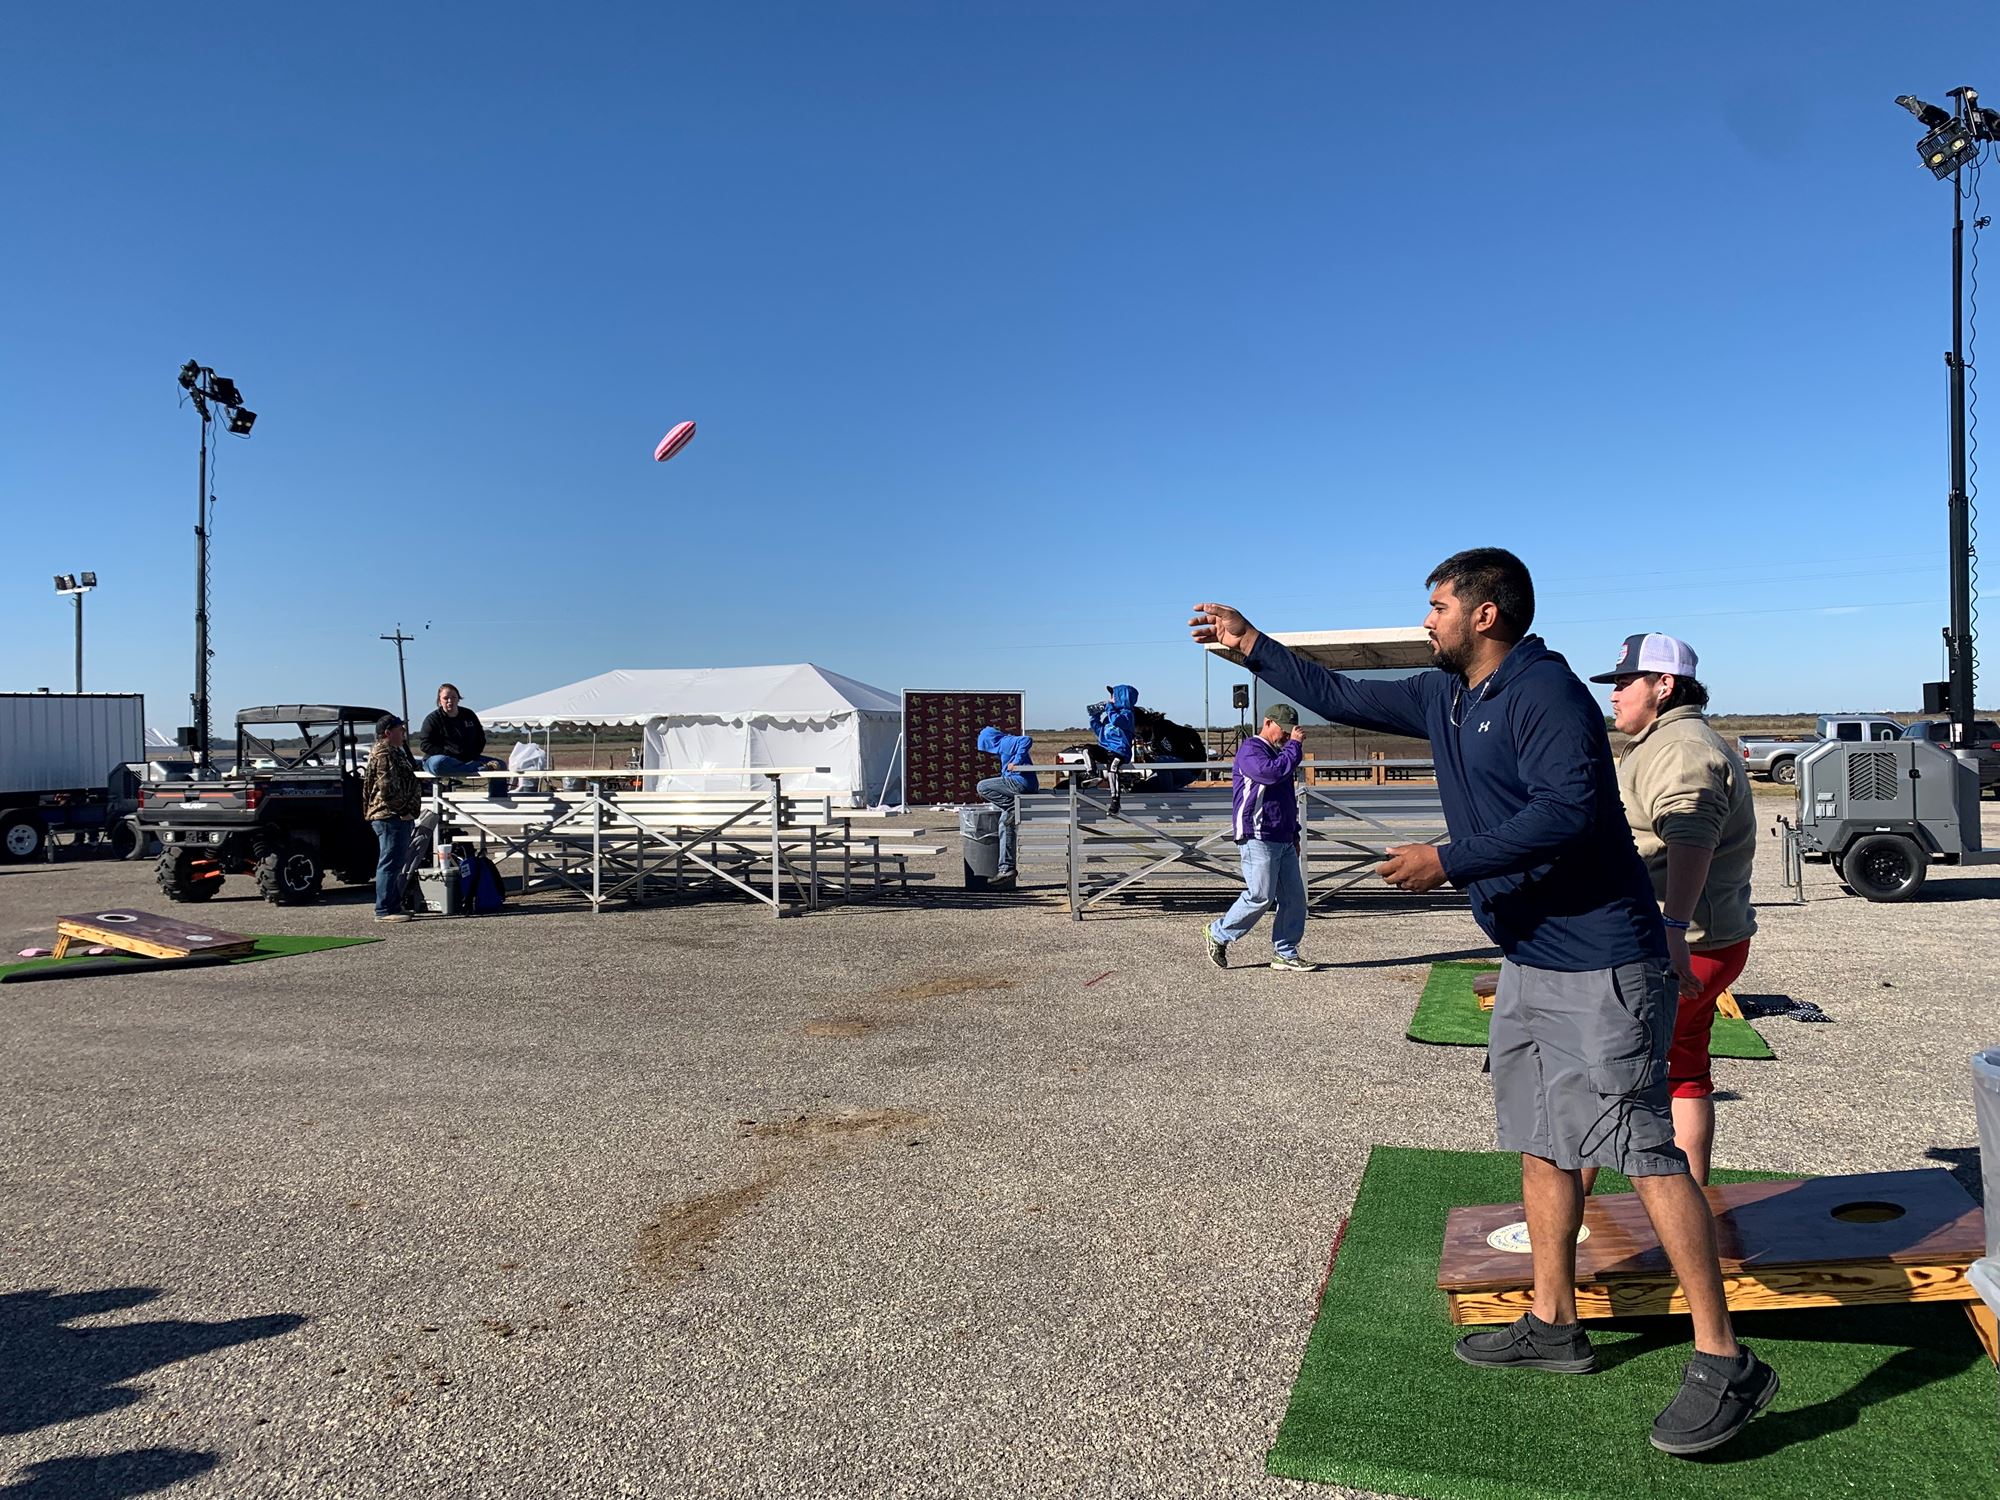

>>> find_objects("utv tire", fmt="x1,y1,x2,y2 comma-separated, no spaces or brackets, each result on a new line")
256,843,324,905
1769,757,1798,786
157,846,223,902
1841,833,1927,902
107,818,138,861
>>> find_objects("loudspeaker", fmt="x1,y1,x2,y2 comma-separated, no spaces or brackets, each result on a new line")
1231,684,1250,711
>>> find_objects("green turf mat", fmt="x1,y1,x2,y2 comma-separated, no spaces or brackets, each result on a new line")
1267,1145,1998,1497
1410,961,1775,1060
0,933,377,979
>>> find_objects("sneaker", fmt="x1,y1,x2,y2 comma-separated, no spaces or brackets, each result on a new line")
1202,925,1227,969
1649,1347,1778,1456
1453,1313,1597,1374
1269,955,1319,972
375,913,410,924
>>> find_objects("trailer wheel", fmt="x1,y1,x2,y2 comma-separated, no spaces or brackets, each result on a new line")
256,843,324,905
1842,833,1928,902
1769,757,1798,786
158,847,223,901
123,817,157,860
0,811,46,863
107,818,138,860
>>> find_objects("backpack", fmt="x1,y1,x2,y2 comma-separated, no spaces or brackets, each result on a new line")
458,853,506,914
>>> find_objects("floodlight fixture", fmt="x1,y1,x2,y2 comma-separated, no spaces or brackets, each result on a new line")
226,406,256,436
1919,120,1980,178
1897,94,1953,130
208,375,243,408
80,571,97,587
53,574,72,592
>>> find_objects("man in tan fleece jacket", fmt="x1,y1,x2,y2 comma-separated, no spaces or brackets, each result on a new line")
1589,633,1757,1184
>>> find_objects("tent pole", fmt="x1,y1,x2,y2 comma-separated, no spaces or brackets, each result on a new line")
877,731,903,809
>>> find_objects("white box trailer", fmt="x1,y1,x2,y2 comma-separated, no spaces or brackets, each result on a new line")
0,691,145,861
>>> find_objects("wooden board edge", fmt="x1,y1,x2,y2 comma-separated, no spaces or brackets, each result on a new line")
1447,1262,1981,1325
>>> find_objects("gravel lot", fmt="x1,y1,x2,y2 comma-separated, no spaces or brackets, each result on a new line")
2,807,1994,1499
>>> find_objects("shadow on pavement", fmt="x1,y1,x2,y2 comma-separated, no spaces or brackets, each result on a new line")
0,1285,305,1437
0,1449,218,1500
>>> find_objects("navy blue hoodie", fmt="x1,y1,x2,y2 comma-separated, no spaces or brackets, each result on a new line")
1245,633,1665,971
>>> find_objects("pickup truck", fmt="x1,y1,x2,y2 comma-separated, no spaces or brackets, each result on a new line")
1737,715,1904,785
1900,718,2000,796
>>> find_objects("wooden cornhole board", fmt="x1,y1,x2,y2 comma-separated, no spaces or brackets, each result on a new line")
52,909,255,961
1471,973,1743,1018
1438,1169,1996,1362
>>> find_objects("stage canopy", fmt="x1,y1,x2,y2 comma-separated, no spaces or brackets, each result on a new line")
1206,627,1434,671
481,664,900,806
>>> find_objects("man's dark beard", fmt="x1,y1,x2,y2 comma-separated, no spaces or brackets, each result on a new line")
1431,637,1471,676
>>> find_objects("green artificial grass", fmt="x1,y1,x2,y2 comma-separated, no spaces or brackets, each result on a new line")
0,933,377,980
1411,961,1775,1061
1267,1145,1999,1497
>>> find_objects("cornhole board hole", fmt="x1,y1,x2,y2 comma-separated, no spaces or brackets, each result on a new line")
1470,971,1741,1019
1438,1168,1996,1361
52,909,256,961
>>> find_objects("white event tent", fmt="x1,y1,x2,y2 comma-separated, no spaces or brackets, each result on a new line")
480,664,901,807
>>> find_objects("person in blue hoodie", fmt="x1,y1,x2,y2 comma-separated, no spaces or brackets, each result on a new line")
974,725,1037,884
1088,684,1139,812
1190,548,1777,1459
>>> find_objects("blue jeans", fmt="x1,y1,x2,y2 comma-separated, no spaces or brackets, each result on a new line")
976,775,1025,875
1210,838,1306,958
371,817,413,916
424,754,497,778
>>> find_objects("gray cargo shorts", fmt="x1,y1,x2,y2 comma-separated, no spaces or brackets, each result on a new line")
1490,958,1689,1177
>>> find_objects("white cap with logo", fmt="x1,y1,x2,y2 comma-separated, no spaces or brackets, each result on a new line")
1588,632,1698,684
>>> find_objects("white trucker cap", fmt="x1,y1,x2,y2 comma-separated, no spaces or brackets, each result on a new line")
1588,632,1698,684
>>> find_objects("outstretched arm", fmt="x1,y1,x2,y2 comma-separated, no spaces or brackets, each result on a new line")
1191,602,1432,740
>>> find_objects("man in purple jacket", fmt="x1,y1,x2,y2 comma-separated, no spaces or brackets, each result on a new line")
1203,704,1316,972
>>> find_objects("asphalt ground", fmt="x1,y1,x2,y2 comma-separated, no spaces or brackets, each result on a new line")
2,807,1995,1499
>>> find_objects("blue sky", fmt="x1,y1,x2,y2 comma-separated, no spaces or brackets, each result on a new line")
2,3,1994,734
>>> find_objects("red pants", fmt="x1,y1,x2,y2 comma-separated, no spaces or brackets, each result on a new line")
1669,938,1752,1099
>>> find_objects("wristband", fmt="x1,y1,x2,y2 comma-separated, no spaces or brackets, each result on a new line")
1660,916,1691,931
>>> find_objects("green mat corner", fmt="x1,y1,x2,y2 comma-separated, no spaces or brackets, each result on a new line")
0,933,377,981
1267,1145,1998,1498
1410,961,1774,1061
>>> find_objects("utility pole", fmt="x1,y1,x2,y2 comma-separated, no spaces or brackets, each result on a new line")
1946,111,1977,750
176,362,255,772
381,625,414,726
53,573,97,692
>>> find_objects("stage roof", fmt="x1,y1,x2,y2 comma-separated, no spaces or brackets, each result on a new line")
1207,627,1434,672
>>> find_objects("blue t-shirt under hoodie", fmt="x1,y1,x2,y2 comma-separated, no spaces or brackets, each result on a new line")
1245,633,1665,972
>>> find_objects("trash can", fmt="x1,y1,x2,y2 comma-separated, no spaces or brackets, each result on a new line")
960,805,1002,889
